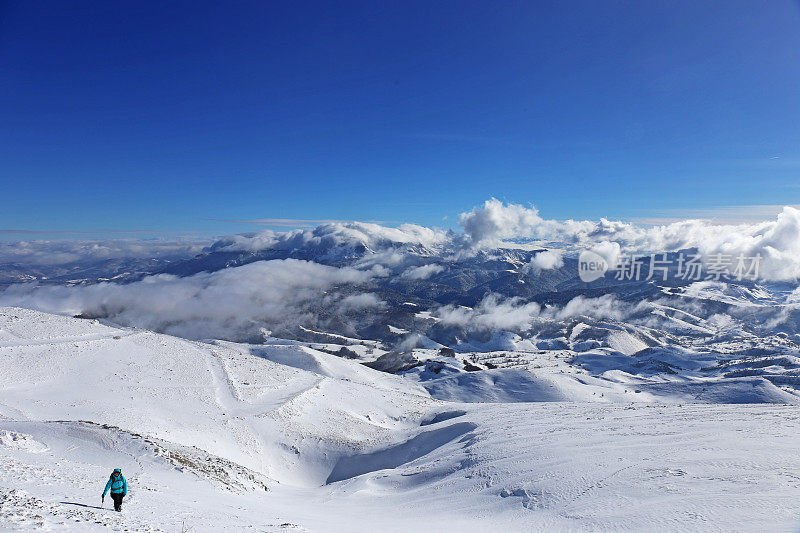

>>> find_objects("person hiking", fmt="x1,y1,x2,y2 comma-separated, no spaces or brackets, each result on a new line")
102,468,127,511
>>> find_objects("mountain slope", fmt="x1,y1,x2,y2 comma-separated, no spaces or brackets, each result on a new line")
3,308,800,531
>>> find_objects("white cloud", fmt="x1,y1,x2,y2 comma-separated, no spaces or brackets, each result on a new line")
696,206,800,280
210,221,451,254
456,201,800,281
436,294,543,331
0,259,380,341
526,250,563,273
0,240,205,266
434,292,651,334
337,293,386,312
400,264,445,280
195,200,800,280
588,241,621,269
458,198,542,243
546,294,643,322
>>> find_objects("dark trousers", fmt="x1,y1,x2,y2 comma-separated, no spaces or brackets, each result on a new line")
110,493,124,511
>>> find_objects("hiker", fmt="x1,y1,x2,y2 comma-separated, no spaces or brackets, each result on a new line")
102,468,127,511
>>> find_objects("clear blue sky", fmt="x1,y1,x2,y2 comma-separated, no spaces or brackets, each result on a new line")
1,1,799,239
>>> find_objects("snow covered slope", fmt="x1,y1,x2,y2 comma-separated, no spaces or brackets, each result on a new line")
2,307,800,531
0,307,433,487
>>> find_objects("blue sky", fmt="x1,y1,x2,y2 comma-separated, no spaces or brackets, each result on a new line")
1,1,799,239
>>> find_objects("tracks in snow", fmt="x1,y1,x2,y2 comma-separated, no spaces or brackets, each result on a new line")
201,344,324,418
0,329,140,349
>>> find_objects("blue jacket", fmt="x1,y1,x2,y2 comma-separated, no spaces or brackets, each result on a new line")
103,472,127,496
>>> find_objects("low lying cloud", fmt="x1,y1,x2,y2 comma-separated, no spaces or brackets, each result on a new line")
586,241,622,269
435,293,642,333
0,239,206,267
437,294,543,331
0,259,380,341
400,264,445,280
526,250,564,273
547,294,643,322
337,293,386,312
2,198,800,348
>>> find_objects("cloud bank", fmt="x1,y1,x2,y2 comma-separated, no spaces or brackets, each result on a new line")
1,198,800,347
456,199,800,280
209,221,451,255
11,198,797,280
0,259,380,341
0,239,206,267
195,198,800,280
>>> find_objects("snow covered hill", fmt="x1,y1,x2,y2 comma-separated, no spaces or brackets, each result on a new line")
2,307,800,531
